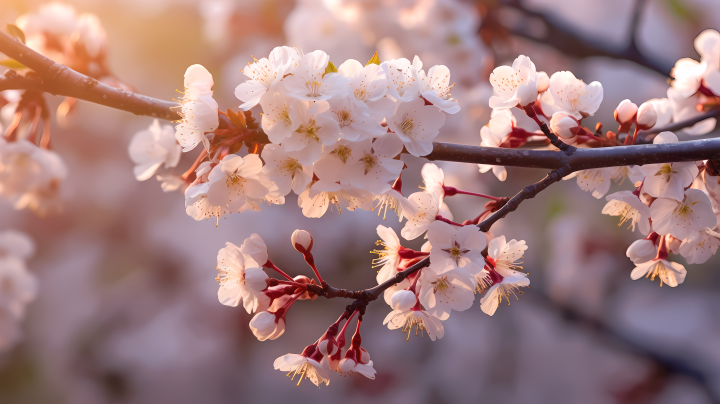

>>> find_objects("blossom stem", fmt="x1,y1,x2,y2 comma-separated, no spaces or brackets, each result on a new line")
181,148,208,180
435,215,466,227
301,251,325,285
264,260,295,282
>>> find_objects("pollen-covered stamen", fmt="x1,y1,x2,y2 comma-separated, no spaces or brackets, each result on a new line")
401,117,414,135
330,145,352,163
430,276,450,294
226,173,247,187
674,200,699,217
286,362,320,386
353,86,369,101
295,118,321,142
282,157,302,174
616,203,640,229
335,109,354,128
441,241,470,265
371,240,393,268
654,163,677,182
401,315,426,341
373,194,400,220
304,80,323,98
245,56,276,86
359,152,377,175
644,260,674,287
494,282,526,306
279,108,292,125
474,273,492,294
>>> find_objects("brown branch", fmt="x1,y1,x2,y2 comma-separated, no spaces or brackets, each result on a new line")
0,31,179,121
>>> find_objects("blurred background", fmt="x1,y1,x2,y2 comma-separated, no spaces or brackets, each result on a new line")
1,0,720,403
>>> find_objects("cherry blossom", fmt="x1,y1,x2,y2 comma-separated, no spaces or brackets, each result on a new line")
128,119,181,181
478,110,514,181
488,55,538,109
631,258,686,287
614,99,638,126
327,96,387,142
602,190,652,235
175,64,219,152
381,57,422,103
260,144,313,197
667,88,717,135
564,167,613,199
0,231,34,261
383,307,445,341
347,135,404,194
627,235,659,264
401,191,440,240
486,236,528,278
636,102,658,130
337,59,389,112
372,225,406,283
418,268,475,320
680,228,720,264
545,71,603,119
258,82,304,144
283,100,341,165
645,98,673,127
639,156,699,202
215,241,269,313
235,46,301,110
418,65,461,114
274,353,330,387
298,181,373,218
283,50,349,101
250,310,286,341
388,98,446,157
427,221,485,274
650,189,717,240
480,272,529,316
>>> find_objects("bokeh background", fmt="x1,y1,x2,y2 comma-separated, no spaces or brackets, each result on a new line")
2,0,720,403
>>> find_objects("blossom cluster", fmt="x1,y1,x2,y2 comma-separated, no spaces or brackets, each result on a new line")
0,230,37,351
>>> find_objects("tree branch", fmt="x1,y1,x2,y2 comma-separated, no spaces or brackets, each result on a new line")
0,32,180,121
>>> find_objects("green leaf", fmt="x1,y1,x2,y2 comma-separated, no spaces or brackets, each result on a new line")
366,51,381,66
0,59,26,69
6,24,26,44
324,60,337,76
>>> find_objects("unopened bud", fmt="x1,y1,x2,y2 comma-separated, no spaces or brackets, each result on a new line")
391,290,417,311
653,131,678,144
318,339,337,356
536,71,550,93
550,112,579,139
636,102,657,129
626,238,656,264
614,99,638,124
249,311,278,341
291,229,313,253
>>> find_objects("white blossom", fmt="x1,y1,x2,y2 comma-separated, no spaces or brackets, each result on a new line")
175,64,219,152
418,268,475,320
388,98,446,157
631,258,686,287
418,64,461,114
680,228,720,264
478,110,514,181
480,274,529,316
381,57,422,103
235,46,301,110
327,96,387,142
615,99,638,124
564,167,613,199
636,102,658,129
274,354,330,386
128,119,181,181
215,241,269,312
250,311,285,341
260,144,312,197
401,191,440,240
383,308,445,341
486,236,527,277
639,158,699,202
602,191,652,235
427,221,485,274
650,189,717,240
488,55,538,109
627,237,658,264
283,100,341,165
283,50,349,101
298,181,373,218
258,81,305,144
545,71,603,119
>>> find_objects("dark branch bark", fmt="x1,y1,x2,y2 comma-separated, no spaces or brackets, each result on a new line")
0,31,180,121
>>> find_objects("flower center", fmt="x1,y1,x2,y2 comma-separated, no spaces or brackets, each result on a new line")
354,87,369,101
401,314,426,341
674,201,699,217
295,118,321,142
441,241,470,265
431,276,450,294
401,117,414,135
359,152,377,174
304,80,323,97
495,283,525,306
279,108,291,125
226,174,247,186
282,157,302,173
335,109,354,127
654,164,677,181
330,145,352,163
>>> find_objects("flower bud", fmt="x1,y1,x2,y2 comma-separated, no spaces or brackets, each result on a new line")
339,358,357,372
549,112,579,139
517,82,538,107
318,339,337,356
653,131,678,144
536,71,550,93
636,102,657,129
626,239,656,264
391,290,417,311
614,99,638,124
291,229,313,253
293,275,318,301
249,311,278,341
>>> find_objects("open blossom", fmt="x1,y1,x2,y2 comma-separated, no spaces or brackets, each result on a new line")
488,55,538,109
235,46,301,110
0,231,34,260
401,191,440,240
650,189,716,240
419,268,475,320
373,186,415,221
283,50,349,101
602,191,652,235
667,87,717,135
627,235,659,264
480,272,530,316
372,225,406,283
258,82,305,144
283,100,341,165
298,181,373,218
421,163,446,198
639,158,699,203
680,228,720,264
696,29,720,95
260,144,312,197
175,64,219,152
478,110,515,181
427,221,486,274
339,348,376,380
128,119,181,181
381,57,422,103
486,236,527,277
631,258,686,287
383,308,445,341
388,98,446,157
215,239,269,313
545,71,603,119
564,167,613,199
0,258,37,319
337,59,389,113
418,65,461,114
274,353,330,387
328,96,387,142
